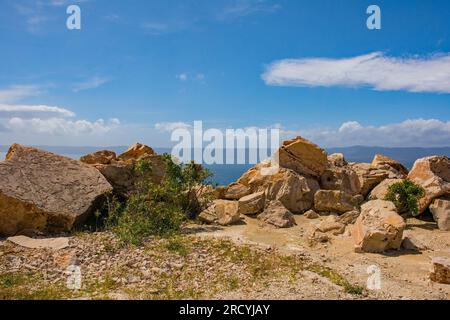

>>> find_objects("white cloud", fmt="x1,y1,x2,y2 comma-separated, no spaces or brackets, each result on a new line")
0,104,75,119
6,117,120,136
286,119,450,147
0,85,42,103
155,122,192,132
218,0,281,21
73,76,112,92
176,73,188,81
263,52,450,93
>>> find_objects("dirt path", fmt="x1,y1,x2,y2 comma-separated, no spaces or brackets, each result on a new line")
190,215,450,300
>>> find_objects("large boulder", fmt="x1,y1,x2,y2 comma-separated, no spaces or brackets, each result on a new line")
353,200,406,253
198,200,241,226
371,154,409,177
408,156,450,214
117,143,156,162
429,196,450,231
275,136,328,178
368,179,404,201
79,150,117,165
327,153,347,167
258,200,296,228
349,163,392,196
320,167,361,195
265,169,319,214
0,144,112,236
223,183,251,200
238,192,265,215
80,144,166,196
314,190,359,214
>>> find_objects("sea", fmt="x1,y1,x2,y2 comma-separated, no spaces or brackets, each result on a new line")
0,151,251,185
2,145,450,186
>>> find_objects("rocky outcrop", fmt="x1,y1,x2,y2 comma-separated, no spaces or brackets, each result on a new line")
314,190,359,214
258,200,296,228
371,154,409,177
79,150,117,165
275,136,328,178
199,200,241,226
430,197,450,231
117,143,156,162
430,257,450,284
408,156,450,214
224,183,251,200
368,179,404,200
328,153,347,167
237,192,265,215
353,200,406,253
0,144,112,236
349,163,392,196
80,143,166,196
320,167,361,195
265,169,319,214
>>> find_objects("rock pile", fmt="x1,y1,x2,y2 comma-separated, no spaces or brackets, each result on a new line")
200,136,449,258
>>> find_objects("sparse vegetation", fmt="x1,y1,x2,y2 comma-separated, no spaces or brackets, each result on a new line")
385,180,425,216
105,155,213,245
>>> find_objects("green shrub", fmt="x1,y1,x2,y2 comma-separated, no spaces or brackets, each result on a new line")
384,180,425,216
106,155,213,245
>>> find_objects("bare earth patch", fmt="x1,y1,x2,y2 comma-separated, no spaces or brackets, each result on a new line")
0,214,448,300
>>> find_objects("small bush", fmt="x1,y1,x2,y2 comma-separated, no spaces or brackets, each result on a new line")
106,155,213,245
384,180,425,216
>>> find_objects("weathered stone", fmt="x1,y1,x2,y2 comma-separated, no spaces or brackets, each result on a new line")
275,136,328,177
117,143,156,162
258,200,296,228
337,210,360,225
316,216,346,235
199,200,241,226
238,192,265,215
224,183,251,200
368,179,404,201
0,144,112,236
430,257,450,284
430,196,450,231
304,210,319,219
92,154,166,196
328,153,347,167
314,190,358,214
320,167,361,195
7,235,70,250
408,156,450,214
80,150,117,165
349,163,392,196
353,200,406,253
266,169,319,214
371,154,409,177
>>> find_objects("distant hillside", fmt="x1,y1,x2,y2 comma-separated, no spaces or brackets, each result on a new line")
327,146,450,169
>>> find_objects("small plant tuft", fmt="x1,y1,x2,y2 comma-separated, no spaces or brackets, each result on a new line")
384,180,425,216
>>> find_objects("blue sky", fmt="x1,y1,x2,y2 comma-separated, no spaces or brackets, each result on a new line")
0,0,449,147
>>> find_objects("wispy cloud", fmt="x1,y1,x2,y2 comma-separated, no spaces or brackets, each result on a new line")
218,0,281,21
73,76,112,92
155,122,193,132
0,85,42,103
263,52,450,94
6,117,120,136
0,104,75,118
175,73,206,82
